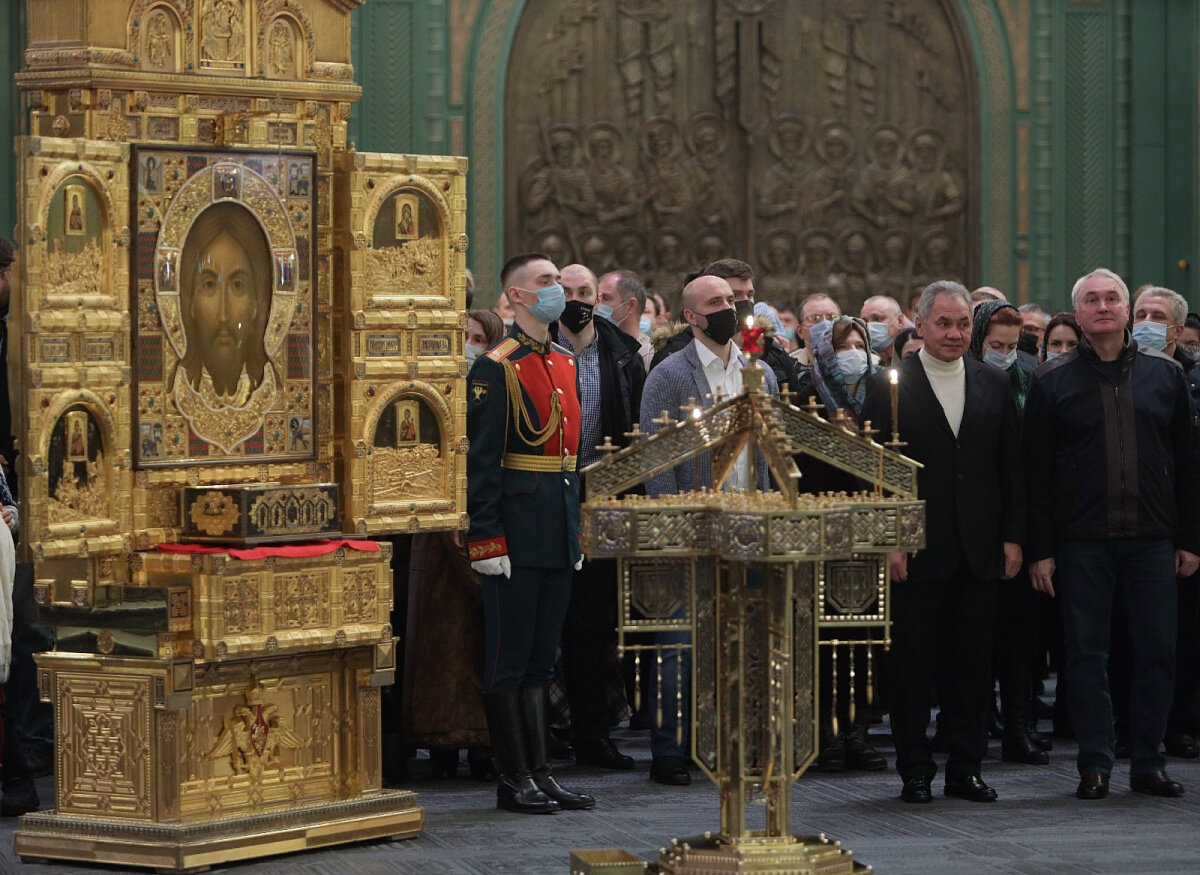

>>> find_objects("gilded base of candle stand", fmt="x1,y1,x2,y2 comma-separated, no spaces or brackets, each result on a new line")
655,834,867,874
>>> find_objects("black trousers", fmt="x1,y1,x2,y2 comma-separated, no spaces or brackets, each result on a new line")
889,561,998,784
1169,571,1200,735
481,565,572,695
995,567,1039,724
561,557,619,743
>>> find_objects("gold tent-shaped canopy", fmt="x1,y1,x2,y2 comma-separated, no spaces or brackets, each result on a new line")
576,328,924,875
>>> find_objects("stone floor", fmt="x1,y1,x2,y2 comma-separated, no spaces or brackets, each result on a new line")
3,719,1200,874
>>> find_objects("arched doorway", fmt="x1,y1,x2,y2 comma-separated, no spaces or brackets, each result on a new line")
499,0,980,315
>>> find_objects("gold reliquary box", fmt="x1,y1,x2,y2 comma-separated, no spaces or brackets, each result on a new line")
180,482,341,544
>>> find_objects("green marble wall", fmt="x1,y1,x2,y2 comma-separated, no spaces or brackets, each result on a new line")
1,1,1196,309
1,2,25,245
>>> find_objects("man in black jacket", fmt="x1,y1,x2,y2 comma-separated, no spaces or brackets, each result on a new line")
552,264,646,770
1026,269,1200,801
1128,286,1200,760
862,280,1024,805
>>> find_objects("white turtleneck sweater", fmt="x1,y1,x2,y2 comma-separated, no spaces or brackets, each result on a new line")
918,347,966,437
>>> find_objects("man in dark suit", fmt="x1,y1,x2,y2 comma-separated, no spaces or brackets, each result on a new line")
862,280,1024,804
551,263,645,771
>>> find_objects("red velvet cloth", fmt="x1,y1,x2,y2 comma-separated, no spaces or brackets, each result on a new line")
157,538,380,561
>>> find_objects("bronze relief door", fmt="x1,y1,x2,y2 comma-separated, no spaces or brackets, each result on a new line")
505,0,978,314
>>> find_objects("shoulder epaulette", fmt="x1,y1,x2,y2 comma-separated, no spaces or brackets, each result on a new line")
486,338,521,362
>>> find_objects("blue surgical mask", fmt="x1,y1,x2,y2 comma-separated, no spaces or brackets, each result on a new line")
639,315,653,334
1045,351,1060,361
780,325,796,342
867,321,892,352
595,299,629,324
520,283,566,324
465,343,485,364
1131,319,1169,351
836,348,870,383
983,347,1018,370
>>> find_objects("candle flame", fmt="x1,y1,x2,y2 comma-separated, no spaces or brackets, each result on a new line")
889,368,898,384
691,407,702,420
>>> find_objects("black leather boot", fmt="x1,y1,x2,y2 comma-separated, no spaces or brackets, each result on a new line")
843,722,887,771
1001,717,1049,765
520,685,595,810
816,724,846,772
481,691,559,814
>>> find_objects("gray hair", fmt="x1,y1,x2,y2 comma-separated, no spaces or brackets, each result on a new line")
917,280,971,320
1018,302,1047,316
1134,285,1188,325
599,269,646,310
861,295,902,317
1070,267,1129,309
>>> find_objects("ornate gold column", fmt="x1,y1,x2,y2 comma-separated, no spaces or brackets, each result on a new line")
9,2,468,870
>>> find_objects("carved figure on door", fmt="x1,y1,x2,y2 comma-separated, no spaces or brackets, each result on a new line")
523,124,596,241
617,0,676,123
756,117,810,235
585,123,639,229
902,128,964,232
758,230,800,307
640,118,695,231
850,123,913,229
804,121,858,232
684,114,736,240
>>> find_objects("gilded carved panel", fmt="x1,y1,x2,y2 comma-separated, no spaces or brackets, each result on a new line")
506,0,977,312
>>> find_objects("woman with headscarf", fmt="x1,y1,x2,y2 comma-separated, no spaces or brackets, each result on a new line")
801,316,888,772
809,315,874,429
968,299,1048,765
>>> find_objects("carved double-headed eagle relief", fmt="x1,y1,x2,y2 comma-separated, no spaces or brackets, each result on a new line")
507,0,974,313
206,683,307,779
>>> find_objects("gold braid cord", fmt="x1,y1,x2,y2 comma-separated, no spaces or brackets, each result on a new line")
503,360,561,447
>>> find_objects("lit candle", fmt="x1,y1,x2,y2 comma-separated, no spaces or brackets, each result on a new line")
889,368,900,445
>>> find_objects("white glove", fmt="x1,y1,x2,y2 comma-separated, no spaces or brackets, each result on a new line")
471,555,512,578
574,558,583,571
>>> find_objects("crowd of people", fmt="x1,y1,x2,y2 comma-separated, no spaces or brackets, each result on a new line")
437,250,1200,813
3,229,1199,819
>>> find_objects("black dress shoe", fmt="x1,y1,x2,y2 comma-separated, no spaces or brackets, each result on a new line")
497,775,560,814
1130,769,1185,797
1076,771,1109,800
533,768,596,810
843,726,887,771
575,737,636,770
1001,730,1050,765
1,779,40,817
816,735,846,772
900,776,932,804
650,756,691,785
944,775,997,802
1164,732,1200,759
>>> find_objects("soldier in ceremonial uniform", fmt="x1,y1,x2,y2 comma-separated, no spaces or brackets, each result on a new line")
467,252,595,814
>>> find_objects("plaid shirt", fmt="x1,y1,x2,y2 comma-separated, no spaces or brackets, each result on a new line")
561,332,603,467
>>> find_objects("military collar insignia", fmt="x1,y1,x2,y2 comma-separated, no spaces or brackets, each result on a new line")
515,330,549,356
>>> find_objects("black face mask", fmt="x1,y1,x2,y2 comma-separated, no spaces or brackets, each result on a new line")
558,299,594,334
734,299,754,325
698,307,739,346
1018,330,1039,356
